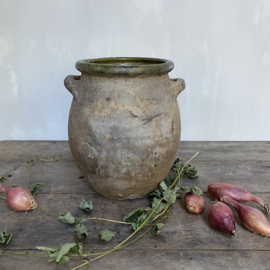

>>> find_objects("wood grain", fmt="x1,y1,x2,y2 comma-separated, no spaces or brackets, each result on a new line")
1,141,270,269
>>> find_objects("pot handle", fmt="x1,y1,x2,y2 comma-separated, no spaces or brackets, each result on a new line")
170,78,186,97
64,75,81,99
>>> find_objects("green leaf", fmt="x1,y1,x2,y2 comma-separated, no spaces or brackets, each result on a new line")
0,176,6,182
123,207,153,231
30,183,44,196
0,227,12,245
99,230,119,241
58,212,75,224
74,217,87,225
159,181,168,192
56,243,78,263
1,194,7,200
49,255,70,265
123,207,151,223
180,186,203,196
148,189,161,198
79,198,93,213
152,223,165,235
37,243,83,265
75,224,89,240
151,197,166,213
184,165,199,179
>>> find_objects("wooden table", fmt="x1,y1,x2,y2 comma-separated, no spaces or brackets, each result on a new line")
1,141,270,270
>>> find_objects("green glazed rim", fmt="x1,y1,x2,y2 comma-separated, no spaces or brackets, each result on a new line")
75,57,174,76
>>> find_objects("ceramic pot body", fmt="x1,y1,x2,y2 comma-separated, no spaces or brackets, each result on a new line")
65,57,185,199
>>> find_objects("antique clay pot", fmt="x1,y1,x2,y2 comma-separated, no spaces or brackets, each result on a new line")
64,57,185,199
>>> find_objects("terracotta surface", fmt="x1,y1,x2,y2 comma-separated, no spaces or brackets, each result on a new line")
64,57,185,199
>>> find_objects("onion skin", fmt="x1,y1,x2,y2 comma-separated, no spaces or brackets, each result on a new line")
184,193,206,214
208,201,236,236
207,183,269,215
222,196,270,236
0,183,37,211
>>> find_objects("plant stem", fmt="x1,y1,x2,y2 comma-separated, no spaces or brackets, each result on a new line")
37,205,59,217
2,251,48,257
86,217,133,225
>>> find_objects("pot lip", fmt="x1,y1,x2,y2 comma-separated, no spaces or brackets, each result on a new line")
75,57,174,76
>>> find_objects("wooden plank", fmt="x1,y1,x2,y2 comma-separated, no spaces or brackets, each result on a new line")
1,193,270,251
1,249,270,270
1,159,270,194
1,141,270,162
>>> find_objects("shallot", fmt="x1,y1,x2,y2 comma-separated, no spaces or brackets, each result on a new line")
184,193,206,214
0,183,37,211
208,201,236,236
207,183,269,215
222,196,270,236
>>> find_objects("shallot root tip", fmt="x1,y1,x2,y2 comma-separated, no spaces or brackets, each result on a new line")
262,203,270,215
231,230,236,236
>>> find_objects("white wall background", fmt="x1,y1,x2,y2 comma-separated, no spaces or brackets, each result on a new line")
0,0,270,141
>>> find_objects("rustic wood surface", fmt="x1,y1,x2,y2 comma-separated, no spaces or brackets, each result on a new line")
0,141,270,270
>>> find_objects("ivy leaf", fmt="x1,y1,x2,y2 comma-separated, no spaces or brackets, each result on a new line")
99,230,119,241
1,194,7,200
123,207,153,231
79,198,93,213
152,223,165,235
148,189,161,198
151,197,166,213
159,181,168,192
56,243,80,263
30,183,44,196
0,176,6,182
123,207,151,224
180,186,203,196
58,212,75,224
184,165,199,179
38,243,83,265
74,217,88,225
0,227,12,245
75,224,89,240
48,255,70,265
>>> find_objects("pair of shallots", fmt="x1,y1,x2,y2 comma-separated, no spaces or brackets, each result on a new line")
208,183,270,236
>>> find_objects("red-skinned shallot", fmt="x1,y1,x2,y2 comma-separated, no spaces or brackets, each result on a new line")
221,196,270,236
184,193,206,214
208,201,236,236
207,183,269,215
0,183,37,211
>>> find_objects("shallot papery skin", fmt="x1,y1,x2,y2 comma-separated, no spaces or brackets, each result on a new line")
207,183,269,215
0,183,37,211
222,196,270,236
184,193,206,214
208,201,236,236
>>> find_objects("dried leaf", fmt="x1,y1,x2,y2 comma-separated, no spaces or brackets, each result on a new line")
151,197,166,213
30,183,44,196
149,189,161,198
75,224,89,239
58,212,75,224
1,194,7,200
0,176,6,182
99,230,119,241
74,217,87,225
56,243,80,263
79,198,93,213
152,223,165,234
0,227,12,245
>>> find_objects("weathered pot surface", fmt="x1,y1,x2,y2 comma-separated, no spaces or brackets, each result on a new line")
64,57,185,199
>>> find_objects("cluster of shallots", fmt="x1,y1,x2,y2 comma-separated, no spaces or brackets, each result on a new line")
207,183,270,236
182,183,270,237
